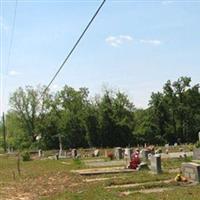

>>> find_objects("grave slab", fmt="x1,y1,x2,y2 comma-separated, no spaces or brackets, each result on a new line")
181,162,200,182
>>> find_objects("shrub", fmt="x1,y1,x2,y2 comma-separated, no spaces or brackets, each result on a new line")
21,151,31,161
195,141,200,148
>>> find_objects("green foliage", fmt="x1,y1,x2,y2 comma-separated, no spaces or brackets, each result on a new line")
195,141,200,148
21,151,31,161
5,77,200,150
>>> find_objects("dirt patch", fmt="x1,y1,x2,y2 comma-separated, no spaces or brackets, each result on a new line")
0,171,80,200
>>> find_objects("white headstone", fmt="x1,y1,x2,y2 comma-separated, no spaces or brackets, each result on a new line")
94,149,100,157
174,143,178,147
72,149,77,159
124,148,133,160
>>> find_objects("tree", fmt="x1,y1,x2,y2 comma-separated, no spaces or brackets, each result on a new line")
9,85,50,145
98,89,135,147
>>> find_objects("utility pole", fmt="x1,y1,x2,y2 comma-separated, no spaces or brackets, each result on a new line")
2,112,7,153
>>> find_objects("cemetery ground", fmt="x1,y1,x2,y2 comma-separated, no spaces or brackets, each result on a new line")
1,147,200,200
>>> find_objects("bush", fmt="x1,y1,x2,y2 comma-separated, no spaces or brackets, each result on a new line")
21,151,31,161
195,141,200,148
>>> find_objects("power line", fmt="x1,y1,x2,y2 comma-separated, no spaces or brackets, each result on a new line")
3,0,18,116
42,0,106,97
6,0,18,69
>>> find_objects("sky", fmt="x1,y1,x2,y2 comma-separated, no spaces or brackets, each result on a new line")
1,0,200,116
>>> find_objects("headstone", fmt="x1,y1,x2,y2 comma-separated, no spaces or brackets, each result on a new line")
150,154,162,174
114,147,123,160
141,149,151,160
181,162,200,182
94,149,100,157
193,148,200,160
165,149,169,154
7,147,11,153
198,132,200,141
72,149,77,159
165,144,169,148
55,153,59,160
104,150,108,157
124,148,133,160
38,149,43,158
174,143,178,147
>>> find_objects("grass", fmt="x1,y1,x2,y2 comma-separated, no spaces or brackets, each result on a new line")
0,150,200,200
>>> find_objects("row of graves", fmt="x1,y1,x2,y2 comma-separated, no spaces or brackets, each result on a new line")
16,137,198,196
32,132,200,195
69,144,200,191
35,144,200,183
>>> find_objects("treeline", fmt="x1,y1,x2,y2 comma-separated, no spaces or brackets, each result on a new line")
1,76,200,150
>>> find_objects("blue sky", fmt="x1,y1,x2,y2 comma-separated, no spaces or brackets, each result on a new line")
1,0,200,115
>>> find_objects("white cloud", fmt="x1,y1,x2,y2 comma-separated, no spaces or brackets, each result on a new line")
140,39,162,46
8,70,21,76
0,16,9,31
105,35,133,47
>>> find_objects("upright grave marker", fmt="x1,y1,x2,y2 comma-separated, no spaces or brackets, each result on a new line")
114,147,123,160
124,148,133,160
150,154,162,174
198,131,200,142
38,149,43,158
193,132,200,160
72,149,77,159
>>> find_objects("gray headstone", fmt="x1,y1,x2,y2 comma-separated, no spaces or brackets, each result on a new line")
55,153,59,160
114,147,123,160
150,154,162,174
193,148,200,160
38,149,43,158
141,149,151,160
72,149,77,159
181,162,200,182
124,148,133,160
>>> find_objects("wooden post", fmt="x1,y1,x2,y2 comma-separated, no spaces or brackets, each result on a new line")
2,112,7,153
17,152,21,176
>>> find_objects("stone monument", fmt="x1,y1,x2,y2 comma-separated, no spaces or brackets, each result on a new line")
72,149,77,159
124,148,133,160
150,154,162,174
38,149,43,158
181,162,200,182
114,147,123,160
